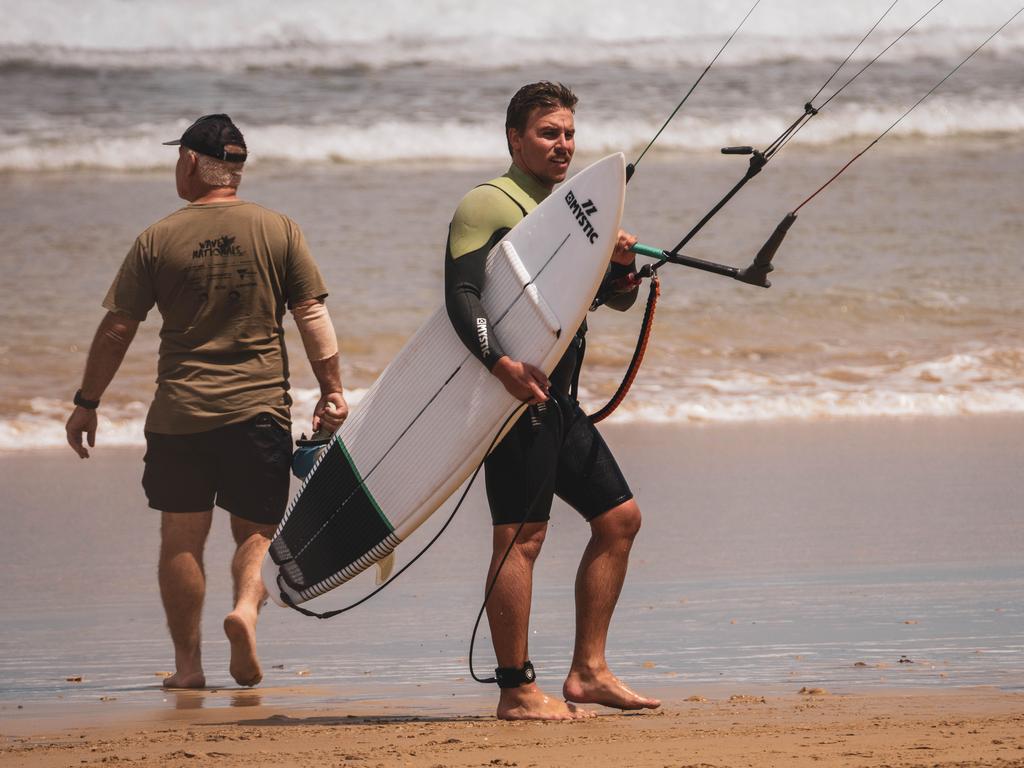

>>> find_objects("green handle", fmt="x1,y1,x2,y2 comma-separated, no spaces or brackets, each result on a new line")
629,242,666,259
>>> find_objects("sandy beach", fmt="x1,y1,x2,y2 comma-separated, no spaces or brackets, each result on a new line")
3,416,1022,765
4,688,1024,767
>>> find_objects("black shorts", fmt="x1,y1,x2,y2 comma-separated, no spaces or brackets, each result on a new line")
142,413,293,525
484,392,633,526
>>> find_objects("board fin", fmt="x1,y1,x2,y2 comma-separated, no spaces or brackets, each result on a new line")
375,552,395,585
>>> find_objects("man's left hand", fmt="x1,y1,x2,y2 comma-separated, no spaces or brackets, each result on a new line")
313,392,349,434
611,229,638,266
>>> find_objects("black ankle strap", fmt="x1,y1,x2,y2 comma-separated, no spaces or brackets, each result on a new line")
494,660,536,689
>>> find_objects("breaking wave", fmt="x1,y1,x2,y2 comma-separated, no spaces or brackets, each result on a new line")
3,98,1022,172
5,348,1022,450
3,0,1022,71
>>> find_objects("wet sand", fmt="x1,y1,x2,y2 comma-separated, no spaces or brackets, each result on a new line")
2,415,1022,764
3,688,1023,767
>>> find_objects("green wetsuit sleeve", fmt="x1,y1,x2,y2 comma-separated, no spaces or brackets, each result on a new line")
444,186,526,370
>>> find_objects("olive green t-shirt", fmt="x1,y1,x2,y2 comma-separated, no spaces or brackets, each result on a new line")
103,200,327,434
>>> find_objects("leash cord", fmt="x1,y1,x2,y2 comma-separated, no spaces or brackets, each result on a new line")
279,403,529,620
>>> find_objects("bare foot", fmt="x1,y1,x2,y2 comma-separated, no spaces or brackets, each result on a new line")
497,684,596,721
162,670,205,689
563,668,660,711
224,610,262,687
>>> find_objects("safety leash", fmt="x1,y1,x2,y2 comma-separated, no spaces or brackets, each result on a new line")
589,272,660,424
277,403,528,620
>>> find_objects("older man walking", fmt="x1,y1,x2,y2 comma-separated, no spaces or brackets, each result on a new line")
65,114,347,688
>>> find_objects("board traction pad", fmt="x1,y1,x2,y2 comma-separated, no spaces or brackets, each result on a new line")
270,437,396,596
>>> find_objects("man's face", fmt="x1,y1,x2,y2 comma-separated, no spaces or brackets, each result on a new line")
509,106,575,189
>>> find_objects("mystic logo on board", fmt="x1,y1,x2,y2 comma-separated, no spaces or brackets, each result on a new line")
564,190,599,244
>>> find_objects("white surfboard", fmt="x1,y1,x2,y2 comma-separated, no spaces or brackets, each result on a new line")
263,153,626,606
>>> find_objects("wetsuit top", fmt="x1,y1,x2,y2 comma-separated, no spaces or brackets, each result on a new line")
445,163,638,396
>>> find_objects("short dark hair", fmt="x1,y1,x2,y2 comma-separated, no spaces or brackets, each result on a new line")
505,81,578,156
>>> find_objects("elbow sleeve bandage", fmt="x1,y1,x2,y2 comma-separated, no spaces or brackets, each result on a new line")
292,301,338,361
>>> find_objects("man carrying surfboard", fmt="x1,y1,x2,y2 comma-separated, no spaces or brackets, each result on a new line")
64,114,348,689
445,82,660,720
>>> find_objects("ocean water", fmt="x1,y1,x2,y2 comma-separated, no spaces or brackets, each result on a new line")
1,0,1022,444
3,0,1024,170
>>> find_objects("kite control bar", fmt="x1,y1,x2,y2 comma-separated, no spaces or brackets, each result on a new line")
629,212,796,288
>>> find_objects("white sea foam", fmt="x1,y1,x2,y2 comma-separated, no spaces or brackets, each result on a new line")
582,347,1024,423
3,0,1022,70
0,387,368,452
3,98,1022,172
594,388,1024,425
4,350,1022,450
3,32,1021,72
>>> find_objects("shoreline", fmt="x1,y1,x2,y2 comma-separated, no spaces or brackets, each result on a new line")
4,408,1024,455
4,688,1023,766
3,413,1021,763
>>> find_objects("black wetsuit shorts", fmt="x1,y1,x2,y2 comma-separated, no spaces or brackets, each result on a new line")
484,391,633,526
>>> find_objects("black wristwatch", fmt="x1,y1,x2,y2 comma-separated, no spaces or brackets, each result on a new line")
74,389,100,410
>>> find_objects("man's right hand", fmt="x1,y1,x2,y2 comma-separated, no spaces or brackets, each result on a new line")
491,356,549,404
66,406,97,459
313,391,349,434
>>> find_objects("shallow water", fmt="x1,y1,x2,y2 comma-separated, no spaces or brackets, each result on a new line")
2,140,1023,448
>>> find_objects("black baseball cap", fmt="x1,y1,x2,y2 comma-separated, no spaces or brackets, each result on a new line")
164,114,247,162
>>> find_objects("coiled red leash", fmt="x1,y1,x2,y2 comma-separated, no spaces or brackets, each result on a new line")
589,272,660,424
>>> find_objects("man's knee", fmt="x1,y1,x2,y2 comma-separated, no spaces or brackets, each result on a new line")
494,521,547,563
592,500,642,542
230,513,276,545
160,510,213,556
